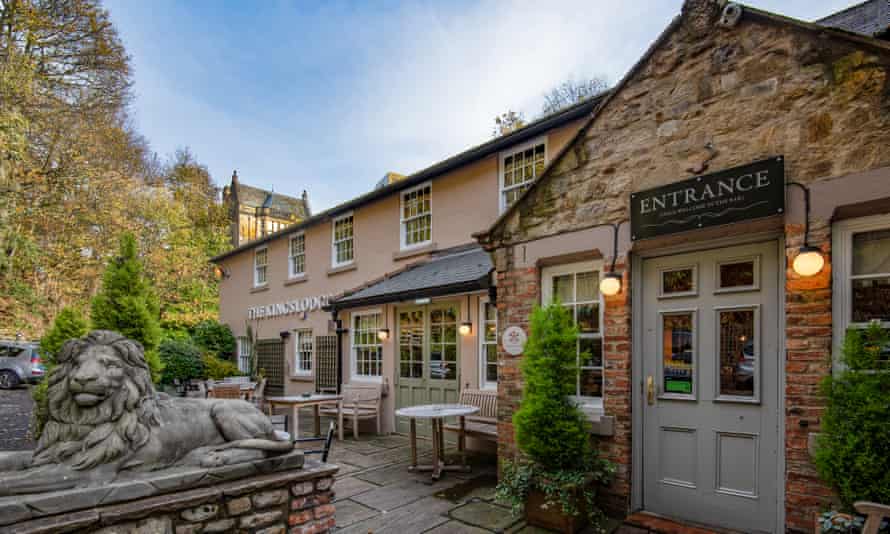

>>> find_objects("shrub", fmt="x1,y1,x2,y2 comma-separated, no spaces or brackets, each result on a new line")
192,320,236,360
159,338,204,384
815,323,890,509
202,354,240,380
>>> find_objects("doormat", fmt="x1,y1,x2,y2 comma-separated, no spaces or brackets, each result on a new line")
623,512,743,534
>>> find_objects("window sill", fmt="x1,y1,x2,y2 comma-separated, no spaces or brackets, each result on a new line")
250,285,270,293
350,376,382,383
394,242,437,261
328,262,357,276
284,276,308,286
289,374,314,382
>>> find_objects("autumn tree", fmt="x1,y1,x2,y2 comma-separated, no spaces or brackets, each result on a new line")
541,76,608,115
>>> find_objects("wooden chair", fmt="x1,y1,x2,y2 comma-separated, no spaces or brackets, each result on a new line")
210,382,241,400
443,389,498,452
855,502,890,534
320,383,381,439
294,421,336,463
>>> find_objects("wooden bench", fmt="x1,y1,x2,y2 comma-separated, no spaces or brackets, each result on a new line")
320,383,382,439
443,389,497,451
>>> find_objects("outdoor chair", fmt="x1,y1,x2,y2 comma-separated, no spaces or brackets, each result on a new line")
320,383,381,438
293,421,336,463
210,382,241,399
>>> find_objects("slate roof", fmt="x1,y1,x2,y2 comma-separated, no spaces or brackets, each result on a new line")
330,246,492,310
817,0,889,37
235,183,309,220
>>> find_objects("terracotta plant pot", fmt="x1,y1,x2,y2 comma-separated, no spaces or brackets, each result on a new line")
526,487,588,534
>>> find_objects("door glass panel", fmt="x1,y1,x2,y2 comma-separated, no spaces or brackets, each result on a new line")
719,309,755,397
719,261,755,289
662,268,695,295
430,306,457,380
399,310,423,378
662,313,694,395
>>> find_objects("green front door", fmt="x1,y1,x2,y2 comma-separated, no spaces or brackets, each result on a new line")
395,302,461,435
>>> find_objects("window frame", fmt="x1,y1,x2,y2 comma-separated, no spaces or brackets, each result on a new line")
540,260,605,414
351,309,383,381
253,246,268,287
294,328,313,375
479,296,498,390
331,212,355,267
499,136,547,213
399,181,433,250
288,232,306,279
832,213,890,369
237,337,251,373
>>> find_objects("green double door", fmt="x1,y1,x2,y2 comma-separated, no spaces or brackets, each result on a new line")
395,302,461,435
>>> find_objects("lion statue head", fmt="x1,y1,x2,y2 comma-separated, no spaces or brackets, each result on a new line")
31,330,160,470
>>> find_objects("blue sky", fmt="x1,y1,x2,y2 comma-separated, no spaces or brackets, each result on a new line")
106,0,854,211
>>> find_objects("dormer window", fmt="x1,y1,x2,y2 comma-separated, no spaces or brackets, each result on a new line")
500,138,546,212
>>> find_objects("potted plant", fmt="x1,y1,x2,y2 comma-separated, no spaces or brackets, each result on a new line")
496,304,615,533
814,323,890,532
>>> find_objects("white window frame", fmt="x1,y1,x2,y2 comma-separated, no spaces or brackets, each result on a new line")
294,329,313,375
351,309,383,381
237,337,251,373
479,296,498,390
331,212,355,267
399,182,432,250
499,136,547,213
541,260,605,415
832,213,890,369
253,246,268,287
288,232,306,278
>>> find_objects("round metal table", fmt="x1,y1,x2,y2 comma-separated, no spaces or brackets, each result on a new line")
395,404,479,480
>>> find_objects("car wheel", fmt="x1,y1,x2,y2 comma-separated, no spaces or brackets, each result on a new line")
0,370,20,389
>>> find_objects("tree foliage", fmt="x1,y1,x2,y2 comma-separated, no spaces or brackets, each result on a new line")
158,338,204,384
38,306,89,365
513,304,591,470
192,319,236,360
541,76,608,115
815,324,890,509
0,1,228,340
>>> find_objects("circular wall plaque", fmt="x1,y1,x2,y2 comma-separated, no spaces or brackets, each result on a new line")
502,326,527,356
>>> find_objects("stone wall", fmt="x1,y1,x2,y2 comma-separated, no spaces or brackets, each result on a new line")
3,459,337,534
484,1,890,531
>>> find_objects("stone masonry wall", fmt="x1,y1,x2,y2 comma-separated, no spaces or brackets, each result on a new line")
486,1,890,531
6,462,337,534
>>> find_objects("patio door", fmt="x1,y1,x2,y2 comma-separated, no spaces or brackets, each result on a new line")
395,302,461,435
641,241,779,533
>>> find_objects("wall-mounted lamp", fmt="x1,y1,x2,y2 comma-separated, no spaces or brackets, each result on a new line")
459,294,473,336
599,222,627,296
213,265,230,280
279,330,291,340
787,182,825,277
378,305,390,341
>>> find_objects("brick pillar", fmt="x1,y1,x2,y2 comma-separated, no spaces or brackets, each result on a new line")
784,220,836,532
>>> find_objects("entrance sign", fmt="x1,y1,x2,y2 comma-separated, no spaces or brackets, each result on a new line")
630,157,784,241
502,326,527,356
247,295,333,320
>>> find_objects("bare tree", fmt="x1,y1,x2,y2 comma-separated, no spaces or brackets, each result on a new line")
492,110,526,138
542,76,608,115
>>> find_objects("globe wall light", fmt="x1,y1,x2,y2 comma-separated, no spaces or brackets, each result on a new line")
787,182,824,277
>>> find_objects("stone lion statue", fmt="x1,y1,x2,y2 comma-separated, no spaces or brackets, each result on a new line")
0,331,293,495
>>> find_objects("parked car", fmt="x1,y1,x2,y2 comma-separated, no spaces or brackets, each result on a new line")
0,341,45,389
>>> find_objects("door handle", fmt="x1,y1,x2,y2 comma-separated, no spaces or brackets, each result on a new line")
646,376,655,406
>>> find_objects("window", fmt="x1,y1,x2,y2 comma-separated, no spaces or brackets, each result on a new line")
294,329,313,374
237,337,251,373
500,139,546,212
353,311,382,379
401,183,432,249
332,214,354,266
480,297,498,389
833,215,890,366
541,261,604,411
289,233,305,277
254,247,268,286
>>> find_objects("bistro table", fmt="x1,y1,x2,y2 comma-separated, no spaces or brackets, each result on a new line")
395,404,479,481
265,394,343,440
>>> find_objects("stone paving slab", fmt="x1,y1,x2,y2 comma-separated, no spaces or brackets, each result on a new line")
350,477,444,512
449,501,520,532
332,477,378,502
336,495,452,533
425,519,494,533
354,461,440,486
331,498,378,529
334,439,390,455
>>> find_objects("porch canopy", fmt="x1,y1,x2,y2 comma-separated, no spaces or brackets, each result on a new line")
328,246,493,311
